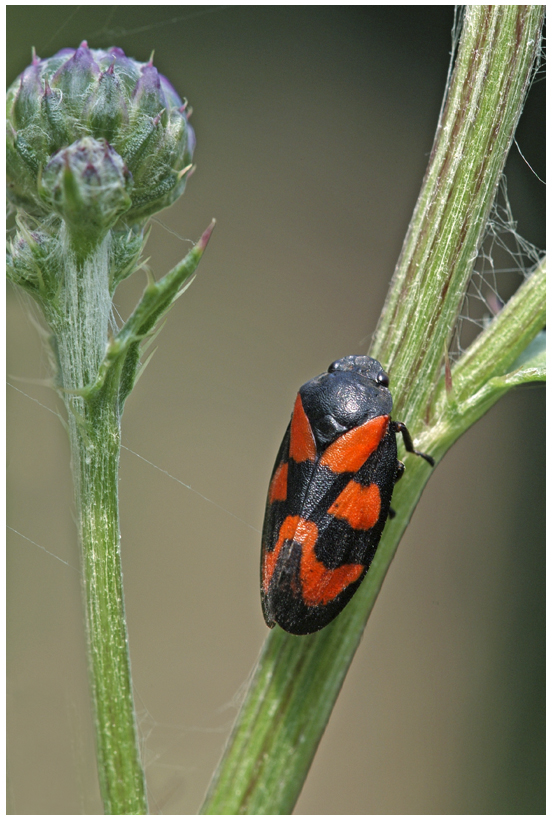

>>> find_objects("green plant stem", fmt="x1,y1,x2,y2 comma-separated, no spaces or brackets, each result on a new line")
372,5,544,427
8,212,212,812
7,40,213,813
71,399,146,815
200,6,545,814
429,256,547,458
44,237,148,814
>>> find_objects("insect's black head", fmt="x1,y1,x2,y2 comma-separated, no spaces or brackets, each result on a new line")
328,355,390,386
299,356,393,449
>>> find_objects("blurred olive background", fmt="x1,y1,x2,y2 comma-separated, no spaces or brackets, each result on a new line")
7,6,545,815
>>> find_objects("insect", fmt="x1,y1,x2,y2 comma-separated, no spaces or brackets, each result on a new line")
260,355,434,635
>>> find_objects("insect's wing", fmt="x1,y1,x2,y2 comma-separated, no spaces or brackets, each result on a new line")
263,409,398,634
310,416,397,580
260,393,320,627
260,423,290,628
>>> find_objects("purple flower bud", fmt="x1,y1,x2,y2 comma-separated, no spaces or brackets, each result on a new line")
160,75,183,109
51,47,79,59
41,136,132,252
51,42,100,104
7,44,196,223
11,62,43,129
105,47,137,77
132,64,166,118
85,67,129,143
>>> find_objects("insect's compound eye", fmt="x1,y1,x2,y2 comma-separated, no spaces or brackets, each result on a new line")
376,370,389,388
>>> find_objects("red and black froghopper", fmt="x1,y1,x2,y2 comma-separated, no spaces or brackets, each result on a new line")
261,356,434,635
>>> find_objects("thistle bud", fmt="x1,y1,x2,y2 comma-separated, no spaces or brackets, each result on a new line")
7,42,195,224
41,137,132,253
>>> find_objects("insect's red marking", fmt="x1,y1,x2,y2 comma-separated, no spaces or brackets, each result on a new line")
301,544,364,606
263,514,365,606
320,415,389,473
268,462,288,502
328,480,381,530
262,542,281,594
262,514,307,592
271,515,364,607
289,394,317,463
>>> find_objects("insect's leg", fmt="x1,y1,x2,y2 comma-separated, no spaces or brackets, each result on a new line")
392,421,435,467
388,461,405,520
395,460,405,483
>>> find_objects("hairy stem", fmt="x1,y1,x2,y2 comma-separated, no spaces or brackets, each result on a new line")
71,400,146,814
372,5,544,426
46,236,148,814
6,41,210,814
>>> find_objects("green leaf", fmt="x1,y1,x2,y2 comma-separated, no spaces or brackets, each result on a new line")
83,220,215,409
